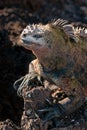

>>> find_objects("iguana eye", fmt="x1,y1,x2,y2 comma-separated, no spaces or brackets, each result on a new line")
33,34,42,38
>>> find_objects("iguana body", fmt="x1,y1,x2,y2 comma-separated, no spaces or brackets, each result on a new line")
18,19,87,118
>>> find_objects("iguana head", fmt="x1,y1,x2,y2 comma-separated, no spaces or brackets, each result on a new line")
19,19,78,51
19,20,73,70
20,24,52,50
19,19,81,70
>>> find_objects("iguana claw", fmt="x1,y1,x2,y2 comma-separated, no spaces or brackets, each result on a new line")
13,74,29,96
38,103,66,122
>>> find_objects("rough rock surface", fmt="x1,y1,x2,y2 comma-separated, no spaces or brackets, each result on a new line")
0,0,87,129
15,78,87,130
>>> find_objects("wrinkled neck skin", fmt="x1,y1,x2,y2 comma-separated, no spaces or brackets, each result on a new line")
32,47,54,71
32,43,69,73
20,43,69,73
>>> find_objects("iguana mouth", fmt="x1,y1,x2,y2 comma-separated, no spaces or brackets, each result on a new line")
21,38,42,47
21,38,32,44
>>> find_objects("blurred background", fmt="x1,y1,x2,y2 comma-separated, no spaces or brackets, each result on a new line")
0,0,87,128
0,0,87,46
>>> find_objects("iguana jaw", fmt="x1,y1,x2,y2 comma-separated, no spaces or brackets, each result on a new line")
21,37,32,44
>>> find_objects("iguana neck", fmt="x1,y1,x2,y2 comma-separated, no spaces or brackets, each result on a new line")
32,48,68,72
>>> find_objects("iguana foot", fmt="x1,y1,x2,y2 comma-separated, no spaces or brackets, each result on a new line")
13,74,30,96
13,61,43,96
38,97,70,122
13,72,43,96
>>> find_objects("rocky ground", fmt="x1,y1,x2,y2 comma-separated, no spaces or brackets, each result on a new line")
0,0,87,129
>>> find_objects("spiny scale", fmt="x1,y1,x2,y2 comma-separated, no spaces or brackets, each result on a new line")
52,19,87,42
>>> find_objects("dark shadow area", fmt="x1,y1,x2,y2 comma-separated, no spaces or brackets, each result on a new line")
0,29,35,125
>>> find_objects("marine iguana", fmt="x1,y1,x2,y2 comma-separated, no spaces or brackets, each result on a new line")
17,19,87,119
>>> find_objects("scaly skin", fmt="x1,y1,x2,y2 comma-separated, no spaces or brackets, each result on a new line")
17,19,87,118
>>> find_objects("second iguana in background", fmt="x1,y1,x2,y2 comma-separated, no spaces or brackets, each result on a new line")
17,19,87,119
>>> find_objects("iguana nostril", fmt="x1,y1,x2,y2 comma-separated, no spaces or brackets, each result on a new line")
23,33,27,37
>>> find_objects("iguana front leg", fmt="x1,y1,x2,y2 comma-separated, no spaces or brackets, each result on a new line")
13,59,42,96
